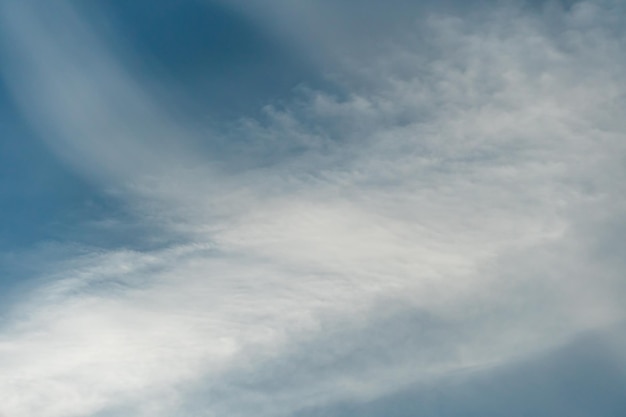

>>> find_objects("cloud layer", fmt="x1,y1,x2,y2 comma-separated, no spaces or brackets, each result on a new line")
1,1,625,416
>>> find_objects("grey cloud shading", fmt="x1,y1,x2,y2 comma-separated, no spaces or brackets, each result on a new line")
295,324,626,417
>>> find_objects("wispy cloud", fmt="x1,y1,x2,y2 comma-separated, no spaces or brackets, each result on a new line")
1,1,625,416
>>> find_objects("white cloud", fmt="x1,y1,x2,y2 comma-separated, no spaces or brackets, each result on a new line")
0,1,625,416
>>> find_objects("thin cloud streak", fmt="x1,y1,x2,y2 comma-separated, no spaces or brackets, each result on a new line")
0,1,625,416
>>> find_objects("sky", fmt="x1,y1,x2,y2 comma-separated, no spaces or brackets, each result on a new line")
0,0,625,416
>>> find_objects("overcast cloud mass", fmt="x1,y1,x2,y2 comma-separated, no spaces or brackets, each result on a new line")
1,0,625,416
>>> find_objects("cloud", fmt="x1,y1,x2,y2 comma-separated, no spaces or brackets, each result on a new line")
0,1,625,416
294,324,626,417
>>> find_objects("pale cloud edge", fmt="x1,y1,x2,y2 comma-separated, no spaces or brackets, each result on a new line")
0,1,625,416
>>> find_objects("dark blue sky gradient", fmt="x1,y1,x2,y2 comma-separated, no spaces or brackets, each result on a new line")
80,0,320,120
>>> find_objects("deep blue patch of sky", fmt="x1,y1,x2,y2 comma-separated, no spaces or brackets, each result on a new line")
80,0,321,121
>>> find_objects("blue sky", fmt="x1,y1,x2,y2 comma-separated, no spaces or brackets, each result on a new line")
1,1,626,416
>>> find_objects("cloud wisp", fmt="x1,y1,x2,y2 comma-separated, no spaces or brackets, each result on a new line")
1,1,625,416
